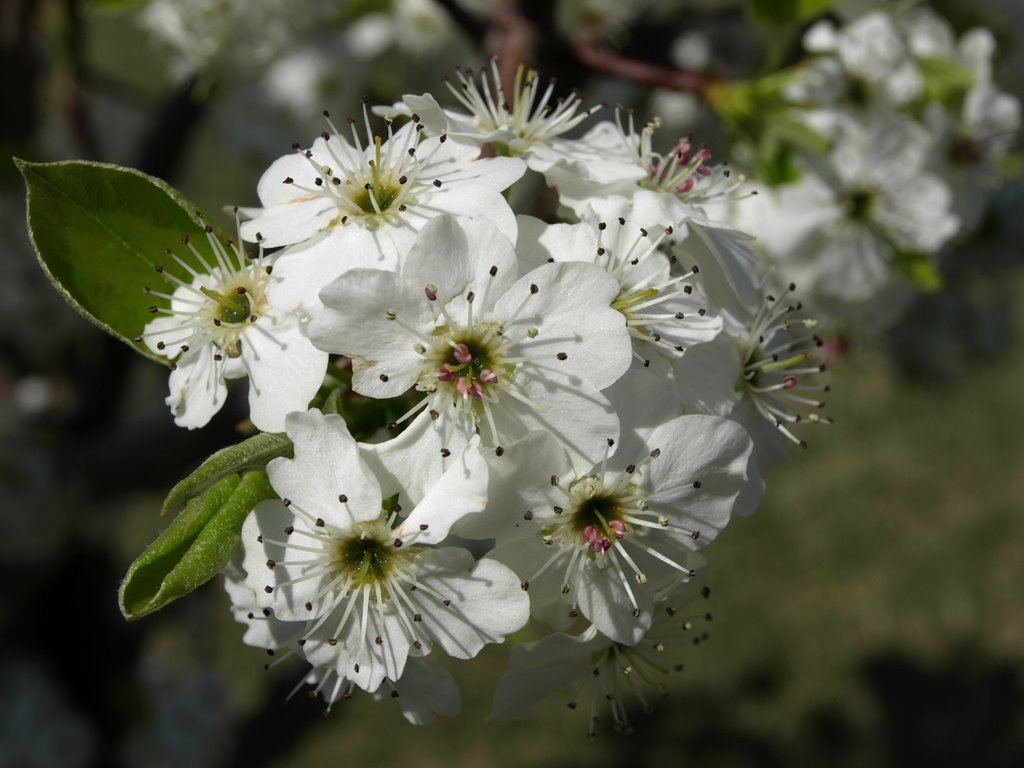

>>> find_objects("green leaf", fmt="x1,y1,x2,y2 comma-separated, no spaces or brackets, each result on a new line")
161,431,293,516
15,158,224,365
119,470,276,620
918,56,975,105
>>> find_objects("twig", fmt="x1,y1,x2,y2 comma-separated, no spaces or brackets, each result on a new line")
572,42,721,100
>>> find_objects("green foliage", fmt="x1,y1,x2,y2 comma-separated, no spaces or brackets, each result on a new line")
86,0,149,11
119,470,276,620
326,364,424,441
16,159,224,365
711,76,832,187
918,56,976,106
161,431,293,517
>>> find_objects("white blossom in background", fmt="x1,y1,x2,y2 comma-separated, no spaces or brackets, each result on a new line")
308,214,633,470
730,114,959,312
796,10,924,109
138,222,327,431
919,24,1022,232
140,0,337,80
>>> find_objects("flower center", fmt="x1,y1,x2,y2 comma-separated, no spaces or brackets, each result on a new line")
950,135,982,166
336,529,395,587
639,134,712,197
201,286,252,325
843,188,876,221
568,476,628,553
352,179,402,215
847,76,871,106
434,329,507,401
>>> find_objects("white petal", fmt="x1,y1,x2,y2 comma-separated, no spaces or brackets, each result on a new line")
268,410,382,525
576,558,654,644
497,261,632,390
489,368,621,473
411,548,530,660
166,350,227,429
311,268,431,397
642,414,753,543
394,437,488,546
241,315,328,433
674,332,743,417
360,408,470,507
402,215,518,304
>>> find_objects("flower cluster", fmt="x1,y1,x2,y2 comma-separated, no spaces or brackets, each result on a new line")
143,60,829,729
727,4,1020,327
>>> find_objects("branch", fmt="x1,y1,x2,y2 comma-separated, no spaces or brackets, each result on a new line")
572,43,721,100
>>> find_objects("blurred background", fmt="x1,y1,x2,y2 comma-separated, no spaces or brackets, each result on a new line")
1,0,1023,766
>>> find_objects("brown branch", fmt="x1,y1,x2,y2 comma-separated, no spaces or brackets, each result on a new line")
572,42,722,101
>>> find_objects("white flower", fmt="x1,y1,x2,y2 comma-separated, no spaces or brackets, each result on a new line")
464,414,750,644
734,114,959,306
491,583,714,735
241,409,528,693
308,214,633,470
225,560,461,723
238,105,525,311
516,203,721,375
675,283,830,516
138,220,327,431
800,10,923,107
544,113,745,221
398,59,603,172
140,0,337,80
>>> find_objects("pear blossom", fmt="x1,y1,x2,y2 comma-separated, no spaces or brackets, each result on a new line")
238,105,525,312
491,583,714,735
543,111,745,221
225,559,461,722
396,58,604,174
308,214,633,470
797,10,924,109
241,409,529,693
516,203,721,375
462,415,750,645
675,282,830,516
137,221,327,431
731,114,959,308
